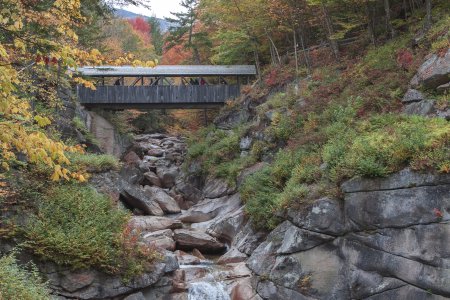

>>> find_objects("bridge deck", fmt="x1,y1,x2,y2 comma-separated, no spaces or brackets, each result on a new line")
78,85,240,109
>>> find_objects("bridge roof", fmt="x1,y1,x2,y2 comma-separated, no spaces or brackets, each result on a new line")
75,65,257,77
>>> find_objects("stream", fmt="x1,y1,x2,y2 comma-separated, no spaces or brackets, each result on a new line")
119,133,254,300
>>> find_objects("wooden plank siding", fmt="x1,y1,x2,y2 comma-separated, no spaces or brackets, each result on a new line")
77,85,241,109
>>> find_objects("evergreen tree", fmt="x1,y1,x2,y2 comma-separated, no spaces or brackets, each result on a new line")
148,16,164,55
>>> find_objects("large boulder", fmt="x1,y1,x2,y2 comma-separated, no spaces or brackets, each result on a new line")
403,99,435,116
173,229,226,253
208,206,246,243
120,182,164,216
410,48,450,89
129,216,182,232
48,263,166,299
144,186,181,214
178,193,241,224
203,177,235,199
157,167,179,188
143,171,162,187
141,229,176,251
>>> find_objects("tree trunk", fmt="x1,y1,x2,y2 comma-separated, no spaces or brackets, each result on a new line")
298,28,311,75
265,29,281,65
424,0,432,31
321,1,339,60
366,0,376,46
384,0,395,39
293,28,299,76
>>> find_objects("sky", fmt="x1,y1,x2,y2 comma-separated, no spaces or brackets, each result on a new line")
119,0,184,19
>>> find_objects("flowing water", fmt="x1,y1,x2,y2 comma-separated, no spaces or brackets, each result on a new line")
187,281,230,300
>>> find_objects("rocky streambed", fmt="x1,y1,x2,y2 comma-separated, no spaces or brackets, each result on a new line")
89,133,259,300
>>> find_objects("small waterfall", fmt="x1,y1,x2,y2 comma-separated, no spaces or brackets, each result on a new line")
188,282,230,300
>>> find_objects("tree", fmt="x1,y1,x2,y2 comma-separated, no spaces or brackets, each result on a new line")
148,17,164,55
0,0,155,181
165,0,210,63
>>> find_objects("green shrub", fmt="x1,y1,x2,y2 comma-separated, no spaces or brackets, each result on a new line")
323,115,450,182
67,152,120,172
0,254,50,300
240,167,282,229
24,184,158,275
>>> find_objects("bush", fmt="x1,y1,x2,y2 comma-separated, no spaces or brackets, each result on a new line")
323,115,450,182
240,167,282,229
0,253,50,300
24,184,158,276
67,152,120,173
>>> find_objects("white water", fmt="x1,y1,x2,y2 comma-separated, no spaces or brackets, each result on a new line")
188,281,230,300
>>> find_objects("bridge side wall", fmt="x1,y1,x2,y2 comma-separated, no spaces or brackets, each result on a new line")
77,85,240,107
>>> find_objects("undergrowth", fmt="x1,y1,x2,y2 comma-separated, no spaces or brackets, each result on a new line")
0,253,51,300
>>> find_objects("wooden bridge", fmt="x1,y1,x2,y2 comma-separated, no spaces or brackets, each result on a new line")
75,65,256,109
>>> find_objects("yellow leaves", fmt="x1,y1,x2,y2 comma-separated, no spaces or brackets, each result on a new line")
74,77,96,90
0,45,8,58
34,116,51,127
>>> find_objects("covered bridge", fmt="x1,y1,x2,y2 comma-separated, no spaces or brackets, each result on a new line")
76,65,257,109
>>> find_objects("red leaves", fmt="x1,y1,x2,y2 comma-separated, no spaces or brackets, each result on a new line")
433,208,443,219
396,48,413,70
128,17,150,35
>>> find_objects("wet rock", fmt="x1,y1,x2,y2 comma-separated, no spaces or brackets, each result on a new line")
178,194,241,224
403,99,435,116
402,88,425,103
162,250,179,273
141,229,176,251
174,250,201,265
144,186,181,214
129,216,182,232
173,229,226,253
247,221,290,276
157,167,178,188
143,171,162,187
231,277,262,300
120,182,164,216
217,247,247,264
171,269,187,293
233,222,267,255
192,248,206,260
203,177,235,198
410,48,450,89
208,207,246,243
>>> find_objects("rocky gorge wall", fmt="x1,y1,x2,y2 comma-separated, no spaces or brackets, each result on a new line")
247,169,450,299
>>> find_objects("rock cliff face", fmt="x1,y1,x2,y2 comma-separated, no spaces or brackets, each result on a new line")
247,169,450,299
